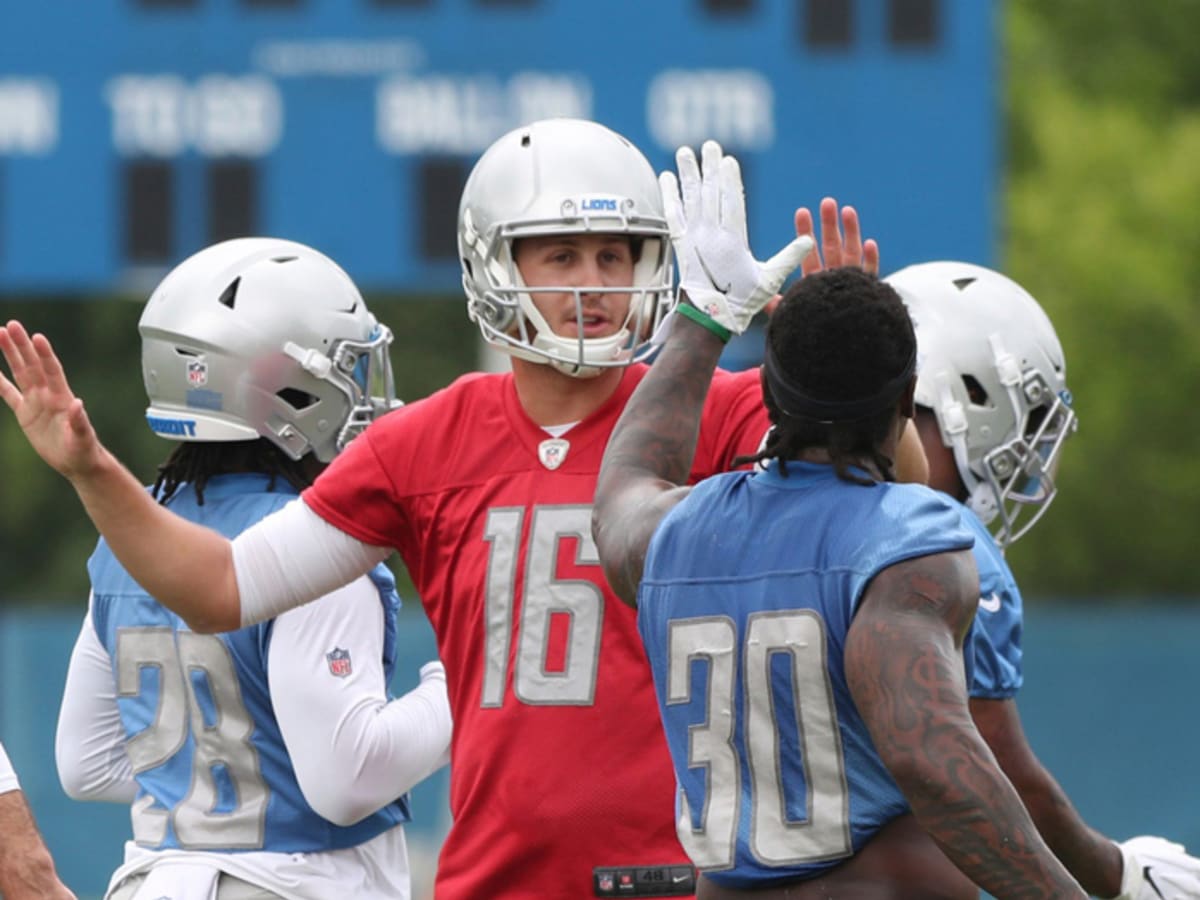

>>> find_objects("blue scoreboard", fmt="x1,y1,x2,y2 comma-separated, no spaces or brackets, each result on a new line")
0,0,996,295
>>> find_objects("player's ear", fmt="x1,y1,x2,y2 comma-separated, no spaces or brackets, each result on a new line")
899,375,917,419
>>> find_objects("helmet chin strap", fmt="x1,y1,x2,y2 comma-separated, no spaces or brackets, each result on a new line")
950,337,1030,535
931,370,996,521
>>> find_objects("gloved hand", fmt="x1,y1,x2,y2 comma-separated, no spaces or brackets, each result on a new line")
1115,836,1200,899
659,140,813,340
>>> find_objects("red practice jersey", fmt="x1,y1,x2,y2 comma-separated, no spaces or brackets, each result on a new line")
305,364,768,900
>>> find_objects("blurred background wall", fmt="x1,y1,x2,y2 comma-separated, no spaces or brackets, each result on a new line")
2,0,1198,896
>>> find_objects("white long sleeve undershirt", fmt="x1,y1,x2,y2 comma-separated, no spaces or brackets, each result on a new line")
56,585,451,827
0,741,20,795
233,498,390,628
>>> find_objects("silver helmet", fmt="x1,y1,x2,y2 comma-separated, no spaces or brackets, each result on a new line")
457,118,674,377
886,261,1078,548
139,237,399,463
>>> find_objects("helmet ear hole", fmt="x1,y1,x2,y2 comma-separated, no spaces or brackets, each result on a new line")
961,374,988,405
277,388,319,411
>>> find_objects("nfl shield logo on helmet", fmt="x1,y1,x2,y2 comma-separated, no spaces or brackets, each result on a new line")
186,357,208,387
326,647,352,678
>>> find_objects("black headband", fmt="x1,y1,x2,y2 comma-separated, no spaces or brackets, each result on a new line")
762,338,917,424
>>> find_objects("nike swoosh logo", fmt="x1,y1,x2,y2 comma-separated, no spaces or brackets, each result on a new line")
696,252,731,294
1144,866,1165,899
672,874,689,883
978,592,1002,613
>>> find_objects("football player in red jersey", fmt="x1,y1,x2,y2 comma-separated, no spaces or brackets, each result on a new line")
0,119,914,899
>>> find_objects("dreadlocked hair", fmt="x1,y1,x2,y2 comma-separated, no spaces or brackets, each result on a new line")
152,438,315,506
736,267,916,484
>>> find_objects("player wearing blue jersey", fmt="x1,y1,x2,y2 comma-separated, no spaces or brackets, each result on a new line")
0,741,75,899
52,239,452,900
593,142,1087,899
888,261,1200,900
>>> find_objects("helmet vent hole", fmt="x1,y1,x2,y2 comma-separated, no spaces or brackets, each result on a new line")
277,388,318,411
951,277,976,291
961,374,988,405
218,277,241,309
521,134,531,147
271,255,298,264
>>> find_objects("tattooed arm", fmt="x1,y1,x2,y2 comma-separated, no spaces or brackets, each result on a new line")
970,696,1124,896
593,314,724,607
845,550,1087,899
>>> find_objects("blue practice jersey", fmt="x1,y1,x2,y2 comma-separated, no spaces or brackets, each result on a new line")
88,474,409,853
953,497,1024,699
638,461,974,888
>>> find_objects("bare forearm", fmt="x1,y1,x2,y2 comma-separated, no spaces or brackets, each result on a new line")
971,698,1123,896
594,312,725,601
846,557,1084,898
605,313,726,486
0,790,73,899
850,643,1083,897
996,751,1122,894
897,746,1085,898
1022,779,1122,897
71,447,240,632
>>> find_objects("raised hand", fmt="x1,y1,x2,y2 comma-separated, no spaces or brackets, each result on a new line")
660,141,813,339
0,321,104,480
796,197,880,276
762,198,880,317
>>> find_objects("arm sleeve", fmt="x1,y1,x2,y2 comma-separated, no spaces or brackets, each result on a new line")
0,742,18,795
969,610,1024,699
268,577,452,828
55,602,137,803
233,498,392,628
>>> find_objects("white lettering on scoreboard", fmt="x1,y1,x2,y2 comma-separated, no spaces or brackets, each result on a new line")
0,78,58,156
106,75,283,157
646,69,775,151
376,72,592,154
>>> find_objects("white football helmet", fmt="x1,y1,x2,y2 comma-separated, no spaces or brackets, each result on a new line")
139,237,399,463
886,261,1078,548
457,118,674,377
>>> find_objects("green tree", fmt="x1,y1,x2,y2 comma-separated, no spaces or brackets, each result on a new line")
1004,1,1200,595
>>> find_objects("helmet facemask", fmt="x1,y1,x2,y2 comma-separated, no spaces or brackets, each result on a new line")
467,222,671,378
889,260,1078,551
282,319,399,456
458,119,675,378
958,363,1077,548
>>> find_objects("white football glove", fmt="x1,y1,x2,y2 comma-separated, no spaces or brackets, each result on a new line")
1115,836,1200,899
659,140,813,338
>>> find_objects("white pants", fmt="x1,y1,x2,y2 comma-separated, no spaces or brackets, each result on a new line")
108,864,284,900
